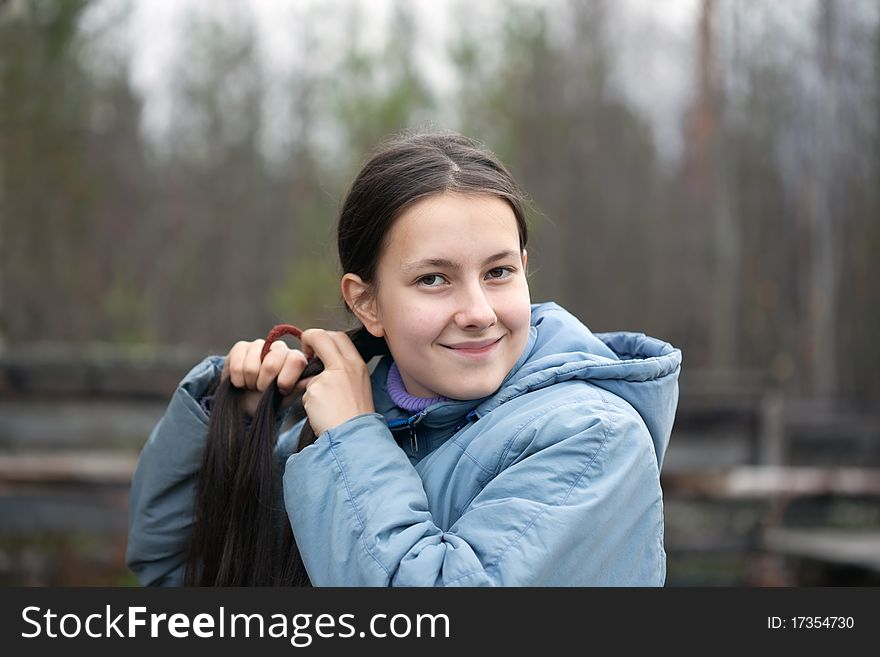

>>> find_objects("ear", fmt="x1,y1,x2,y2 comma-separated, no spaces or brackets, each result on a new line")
521,248,528,272
341,273,385,338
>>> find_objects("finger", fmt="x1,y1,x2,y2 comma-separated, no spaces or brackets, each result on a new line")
243,339,265,390
277,349,309,393
257,346,288,392
300,329,346,369
297,329,316,361
293,376,316,393
227,341,250,388
326,330,366,363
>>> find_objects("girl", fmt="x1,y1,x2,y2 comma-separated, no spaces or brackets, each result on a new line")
126,132,681,586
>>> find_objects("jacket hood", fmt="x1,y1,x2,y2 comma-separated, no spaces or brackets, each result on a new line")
475,302,681,468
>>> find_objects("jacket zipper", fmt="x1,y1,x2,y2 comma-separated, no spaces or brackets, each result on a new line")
408,423,418,453
387,411,428,454
387,408,479,455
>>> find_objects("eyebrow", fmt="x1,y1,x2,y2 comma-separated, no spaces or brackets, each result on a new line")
400,249,521,274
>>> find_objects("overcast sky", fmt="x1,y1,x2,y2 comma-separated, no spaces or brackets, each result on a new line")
80,0,701,162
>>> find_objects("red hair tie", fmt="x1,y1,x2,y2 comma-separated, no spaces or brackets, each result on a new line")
260,324,303,362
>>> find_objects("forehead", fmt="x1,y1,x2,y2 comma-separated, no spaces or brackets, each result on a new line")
383,193,520,263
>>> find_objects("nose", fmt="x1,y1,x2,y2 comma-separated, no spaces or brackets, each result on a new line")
453,281,497,330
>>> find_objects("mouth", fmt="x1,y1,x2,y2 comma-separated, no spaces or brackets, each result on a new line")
441,336,504,357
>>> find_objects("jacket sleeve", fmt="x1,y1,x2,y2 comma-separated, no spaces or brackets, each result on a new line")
282,396,666,586
125,356,224,586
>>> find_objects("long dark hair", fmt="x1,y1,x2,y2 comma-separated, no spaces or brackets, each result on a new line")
184,132,530,586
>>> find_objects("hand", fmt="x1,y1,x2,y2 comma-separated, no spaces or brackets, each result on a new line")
221,338,309,418
298,329,375,436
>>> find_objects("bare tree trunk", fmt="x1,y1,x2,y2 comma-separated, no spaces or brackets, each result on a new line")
710,0,741,370
0,128,5,354
808,0,838,397
682,0,718,364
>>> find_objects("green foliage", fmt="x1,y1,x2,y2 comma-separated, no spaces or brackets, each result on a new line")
1,0,100,343
102,271,154,346
267,257,342,325
332,1,434,172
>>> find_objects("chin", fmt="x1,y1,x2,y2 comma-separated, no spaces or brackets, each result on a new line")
444,379,502,402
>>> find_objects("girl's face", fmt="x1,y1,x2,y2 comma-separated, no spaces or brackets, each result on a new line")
352,192,531,401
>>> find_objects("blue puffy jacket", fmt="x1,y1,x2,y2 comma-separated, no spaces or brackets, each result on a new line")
126,302,681,586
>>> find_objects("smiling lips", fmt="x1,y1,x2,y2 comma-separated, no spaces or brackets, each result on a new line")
442,336,504,357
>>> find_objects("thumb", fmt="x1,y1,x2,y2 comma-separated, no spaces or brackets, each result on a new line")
292,376,316,393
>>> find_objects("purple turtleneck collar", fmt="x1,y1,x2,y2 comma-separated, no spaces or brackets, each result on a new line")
386,362,448,412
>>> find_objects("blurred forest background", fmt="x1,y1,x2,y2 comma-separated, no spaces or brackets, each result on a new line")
1,0,879,586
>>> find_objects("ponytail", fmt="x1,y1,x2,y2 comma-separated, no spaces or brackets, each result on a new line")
184,325,390,586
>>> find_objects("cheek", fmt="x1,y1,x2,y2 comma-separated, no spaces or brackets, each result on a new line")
391,306,447,345
496,288,532,332
376,285,439,342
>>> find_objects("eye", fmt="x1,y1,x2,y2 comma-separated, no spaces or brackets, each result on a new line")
486,267,514,280
417,274,447,287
